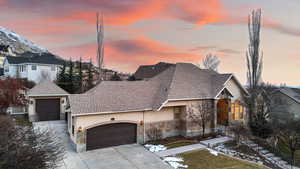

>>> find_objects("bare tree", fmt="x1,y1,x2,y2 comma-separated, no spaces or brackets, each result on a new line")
229,121,250,146
188,101,213,137
96,12,104,82
146,124,163,141
246,9,263,123
202,53,220,72
278,120,300,169
0,115,65,169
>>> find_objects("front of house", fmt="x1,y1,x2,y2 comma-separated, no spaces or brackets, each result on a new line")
67,63,248,152
3,52,64,83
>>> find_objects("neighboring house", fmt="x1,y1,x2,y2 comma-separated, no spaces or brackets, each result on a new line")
0,67,3,76
133,62,175,80
67,63,248,152
27,81,69,122
3,52,64,83
271,87,300,119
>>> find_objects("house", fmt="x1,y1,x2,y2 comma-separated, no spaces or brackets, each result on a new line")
271,87,300,119
3,52,64,83
27,81,69,122
133,62,175,80
67,63,248,152
0,67,3,76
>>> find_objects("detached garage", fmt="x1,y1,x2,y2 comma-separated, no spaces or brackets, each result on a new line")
28,81,68,122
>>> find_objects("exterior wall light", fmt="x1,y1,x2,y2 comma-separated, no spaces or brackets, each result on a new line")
77,126,83,132
140,120,144,126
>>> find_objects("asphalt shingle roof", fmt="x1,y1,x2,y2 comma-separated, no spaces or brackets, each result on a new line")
6,52,64,65
279,87,300,104
28,81,68,96
134,62,175,80
70,63,241,115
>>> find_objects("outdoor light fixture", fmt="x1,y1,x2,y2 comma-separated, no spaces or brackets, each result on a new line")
140,120,144,126
111,117,115,121
77,126,83,132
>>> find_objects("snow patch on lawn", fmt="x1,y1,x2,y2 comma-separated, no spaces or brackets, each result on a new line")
207,148,218,156
144,144,167,152
163,157,188,169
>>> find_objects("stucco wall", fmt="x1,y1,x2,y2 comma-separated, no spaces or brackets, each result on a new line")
225,77,245,102
74,107,175,130
28,96,67,122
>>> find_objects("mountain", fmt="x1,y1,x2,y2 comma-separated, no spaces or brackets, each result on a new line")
0,26,47,54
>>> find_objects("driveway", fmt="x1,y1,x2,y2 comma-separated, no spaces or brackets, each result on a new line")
33,121,172,169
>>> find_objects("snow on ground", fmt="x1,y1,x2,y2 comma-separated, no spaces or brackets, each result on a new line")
207,148,218,156
144,144,167,152
163,157,188,169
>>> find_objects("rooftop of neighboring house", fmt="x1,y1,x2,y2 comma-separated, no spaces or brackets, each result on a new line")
69,62,247,115
5,52,64,65
133,62,175,80
28,80,68,97
276,87,300,104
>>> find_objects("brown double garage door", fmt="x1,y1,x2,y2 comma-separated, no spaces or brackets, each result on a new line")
86,123,137,151
36,99,60,121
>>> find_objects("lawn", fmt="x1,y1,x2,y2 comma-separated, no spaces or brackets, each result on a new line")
165,141,196,149
179,150,268,169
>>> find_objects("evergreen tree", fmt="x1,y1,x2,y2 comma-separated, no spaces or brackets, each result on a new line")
67,58,75,93
76,57,83,93
56,60,68,92
87,58,94,91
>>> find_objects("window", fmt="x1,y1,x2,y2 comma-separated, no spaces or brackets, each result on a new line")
31,65,37,70
230,101,245,120
174,107,182,119
51,65,55,71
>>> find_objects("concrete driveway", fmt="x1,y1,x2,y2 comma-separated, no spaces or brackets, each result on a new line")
33,121,172,169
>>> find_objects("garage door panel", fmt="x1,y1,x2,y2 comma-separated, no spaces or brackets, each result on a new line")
86,123,137,150
36,99,60,121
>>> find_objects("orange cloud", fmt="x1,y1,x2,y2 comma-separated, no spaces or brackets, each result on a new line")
39,0,224,26
54,37,204,72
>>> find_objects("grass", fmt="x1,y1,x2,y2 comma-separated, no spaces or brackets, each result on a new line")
179,150,268,169
165,141,196,149
14,115,32,127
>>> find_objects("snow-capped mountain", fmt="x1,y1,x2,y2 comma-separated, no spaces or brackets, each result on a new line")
0,26,48,54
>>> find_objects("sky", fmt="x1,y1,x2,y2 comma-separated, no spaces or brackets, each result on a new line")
0,0,299,86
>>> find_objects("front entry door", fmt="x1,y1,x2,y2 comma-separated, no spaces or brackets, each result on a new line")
217,99,229,125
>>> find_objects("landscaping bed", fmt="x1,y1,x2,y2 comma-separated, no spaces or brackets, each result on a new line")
178,149,267,169
221,140,280,169
146,133,219,149
13,115,32,127
252,138,300,168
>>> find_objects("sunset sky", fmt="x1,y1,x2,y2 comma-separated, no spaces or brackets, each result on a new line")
0,0,299,86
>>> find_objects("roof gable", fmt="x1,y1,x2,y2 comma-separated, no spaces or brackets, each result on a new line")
28,81,68,96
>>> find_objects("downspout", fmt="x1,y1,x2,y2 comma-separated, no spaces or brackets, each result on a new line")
143,111,145,143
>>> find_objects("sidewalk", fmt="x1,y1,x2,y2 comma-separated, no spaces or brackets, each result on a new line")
200,136,232,147
155,143,206,157
155,136,231,157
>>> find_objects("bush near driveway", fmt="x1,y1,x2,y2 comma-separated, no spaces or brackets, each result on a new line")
179,149,267,169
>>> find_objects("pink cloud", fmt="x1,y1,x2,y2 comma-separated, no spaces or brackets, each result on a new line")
54,37,204,72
